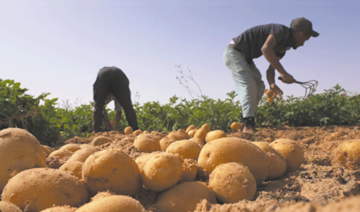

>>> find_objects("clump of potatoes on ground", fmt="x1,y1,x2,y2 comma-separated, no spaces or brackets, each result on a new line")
0,125,308,211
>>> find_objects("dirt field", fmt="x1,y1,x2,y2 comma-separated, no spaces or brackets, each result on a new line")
52,125,360,211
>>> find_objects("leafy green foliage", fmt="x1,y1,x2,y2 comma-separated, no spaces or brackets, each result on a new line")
257,84,360,127
0,79,60,145
1,78,359,143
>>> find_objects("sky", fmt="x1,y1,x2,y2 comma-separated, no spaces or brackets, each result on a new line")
1,0,359,108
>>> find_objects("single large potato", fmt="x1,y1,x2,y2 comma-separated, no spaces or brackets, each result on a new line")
155,181,216,212
198,137,270,185
76,195,145,212
0,128,46,192
209,162,257,203
0,201,22,212
1,168,89,212
82,149,142,196
253,142,286,180
333,139,360,169
205,130,226,143
142,152,182,192
134,134,161,152
270,139,304,172
166,139,202,160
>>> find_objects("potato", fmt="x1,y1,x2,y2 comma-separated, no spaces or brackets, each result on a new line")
166,139,202,160
159,136,177,151
209,162,257,203
333,139,360,169
155,181,216,212
134,134,161,153
49,149,74,160
150,131,162,137
198,137,270,185
76,195,145,212
188,129,197,137
59,143,81,153
66,145,97,163
231,122,240,130
91,136,113,146
91,190,115,202
186,125,196,134
179,158,198,183
194,128,208,141
82,149,142,196
42,145,54,156
270,139,304,172
267,97,274,103
142,152,182,192
201,123,211,132
0,201,22,212
133,129,142,136
0,128,46,192
253,142,286,180
265,89,276,98
189,137,204,147
178,128,187,134
1,168,89,212
40,205,77,212
167,130,189,141
124,126,133,135
135,152,161,172
59,160,83,180
205,130,226,143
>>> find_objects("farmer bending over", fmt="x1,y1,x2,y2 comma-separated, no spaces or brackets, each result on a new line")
92,66,139,133
223,17,319,133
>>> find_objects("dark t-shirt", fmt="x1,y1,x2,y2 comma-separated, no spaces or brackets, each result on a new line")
232,24,295,64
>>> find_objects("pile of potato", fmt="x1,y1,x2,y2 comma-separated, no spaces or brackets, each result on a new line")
0,125,307,212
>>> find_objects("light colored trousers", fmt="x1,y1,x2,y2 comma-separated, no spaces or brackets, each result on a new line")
223,47,265,118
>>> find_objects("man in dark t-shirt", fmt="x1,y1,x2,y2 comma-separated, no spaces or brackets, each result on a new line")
92,66,139,133
223,17,319,133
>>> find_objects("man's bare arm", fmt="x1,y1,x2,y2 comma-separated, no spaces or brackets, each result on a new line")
266,63,283,99
262,34,294,83
266,64,275,86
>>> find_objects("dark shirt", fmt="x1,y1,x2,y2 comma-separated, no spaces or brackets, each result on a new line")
231,24,296,64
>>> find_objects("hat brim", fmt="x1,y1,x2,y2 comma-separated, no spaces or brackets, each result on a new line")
311,30,319,37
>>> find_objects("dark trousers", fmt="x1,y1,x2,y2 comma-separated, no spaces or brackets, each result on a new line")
92,67,139,133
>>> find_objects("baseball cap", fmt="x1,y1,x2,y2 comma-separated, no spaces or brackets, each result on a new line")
290,17,319,37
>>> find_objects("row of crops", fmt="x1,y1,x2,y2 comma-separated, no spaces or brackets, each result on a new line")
1,78,360,145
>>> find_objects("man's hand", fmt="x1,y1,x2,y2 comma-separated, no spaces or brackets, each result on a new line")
280,72,295,84
270,84,283,99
